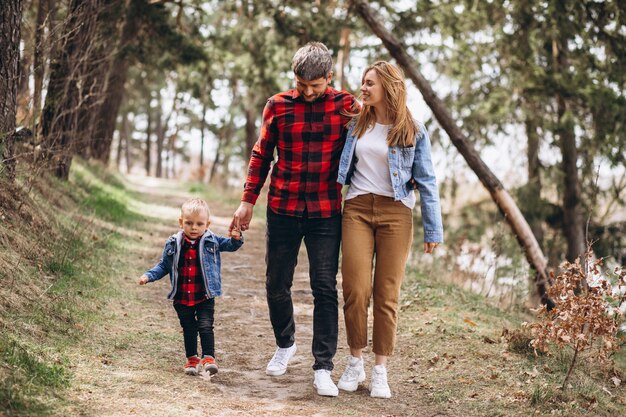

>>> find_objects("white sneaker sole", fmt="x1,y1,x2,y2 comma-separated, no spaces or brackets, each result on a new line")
370,388,391,398
266,367,287,376
184,366,199,376
265,344,297,376
337,372,366,391
314,384,339,397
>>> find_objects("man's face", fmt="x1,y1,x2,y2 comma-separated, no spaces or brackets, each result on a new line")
295,74,331,102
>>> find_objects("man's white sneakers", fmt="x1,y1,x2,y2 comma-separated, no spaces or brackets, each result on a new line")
337,355,366,391
313,369,339,397
265,343,297,376
370,364,392,398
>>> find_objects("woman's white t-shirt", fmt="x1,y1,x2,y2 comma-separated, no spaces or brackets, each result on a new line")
345,123,416,209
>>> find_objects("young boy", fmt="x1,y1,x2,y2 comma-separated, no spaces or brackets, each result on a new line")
139,198,243,376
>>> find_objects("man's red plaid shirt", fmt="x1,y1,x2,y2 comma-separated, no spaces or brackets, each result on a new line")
242,87,358,218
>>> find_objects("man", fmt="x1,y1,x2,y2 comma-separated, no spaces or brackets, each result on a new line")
230,42,357,397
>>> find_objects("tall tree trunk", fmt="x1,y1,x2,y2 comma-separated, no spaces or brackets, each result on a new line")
155,91,179,178
33,0,48,138
351,0,553,307
0,0,24,181
244,99,256,163
91,0,141,163
125,117,131,174
168,128,178,179
145,100,152,176
200,101,206,167
40,0,100,179
553,37,585,262
17,10,32,126
525,112,544,247
155,101,164,178
336,27,351,91
116,112,128,169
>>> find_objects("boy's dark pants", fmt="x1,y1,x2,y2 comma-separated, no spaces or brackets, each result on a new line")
173,298,215,358
265,208,341,371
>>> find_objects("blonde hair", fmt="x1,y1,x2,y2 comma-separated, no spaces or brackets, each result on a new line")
181,198,211,218
352,61,417,147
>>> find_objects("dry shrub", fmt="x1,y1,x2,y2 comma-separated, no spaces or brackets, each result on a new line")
524,254,626,388
502,327,535,355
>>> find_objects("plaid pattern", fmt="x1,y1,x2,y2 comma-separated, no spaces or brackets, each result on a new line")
242,87,357,218
174,236,208,306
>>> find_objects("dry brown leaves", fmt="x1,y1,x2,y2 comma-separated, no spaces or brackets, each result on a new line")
523,254,626,375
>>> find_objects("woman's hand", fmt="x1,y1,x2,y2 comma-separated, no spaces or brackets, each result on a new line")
423,242,439,254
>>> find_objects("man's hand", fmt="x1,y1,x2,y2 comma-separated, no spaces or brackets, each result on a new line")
230,202,254,232
138,275,149,285
423,242,439,254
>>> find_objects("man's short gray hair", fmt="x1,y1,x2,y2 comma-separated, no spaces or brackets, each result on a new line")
291,42,333,81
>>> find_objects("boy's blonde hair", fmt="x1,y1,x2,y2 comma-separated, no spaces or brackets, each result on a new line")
181,198,211,218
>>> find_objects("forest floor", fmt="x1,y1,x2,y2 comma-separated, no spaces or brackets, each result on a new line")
11,169,624,417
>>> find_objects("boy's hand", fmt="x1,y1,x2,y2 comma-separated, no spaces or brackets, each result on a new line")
138,275,149,285
229,228,242,240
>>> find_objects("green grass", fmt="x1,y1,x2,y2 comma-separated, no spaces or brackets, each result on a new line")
0,161,135,414
71,161,141,224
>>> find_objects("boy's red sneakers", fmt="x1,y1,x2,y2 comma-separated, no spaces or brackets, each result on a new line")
201,356,218,375
184,356,201,375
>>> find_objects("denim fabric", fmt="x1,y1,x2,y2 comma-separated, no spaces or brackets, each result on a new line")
174,298,215,358
337,122,444,243
265,208,341,371
144,230,244,299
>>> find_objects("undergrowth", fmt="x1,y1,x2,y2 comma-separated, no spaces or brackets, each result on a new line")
0,160,133,416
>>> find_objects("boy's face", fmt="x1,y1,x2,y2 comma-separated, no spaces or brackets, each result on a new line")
179,211,210,240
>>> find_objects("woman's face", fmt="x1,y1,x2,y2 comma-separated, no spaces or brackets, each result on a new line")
361,69,385,109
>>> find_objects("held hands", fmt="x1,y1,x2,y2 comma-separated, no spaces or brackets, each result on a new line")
138,275,149,285
230,202,254,233
229,228,242,240
423,242,439,254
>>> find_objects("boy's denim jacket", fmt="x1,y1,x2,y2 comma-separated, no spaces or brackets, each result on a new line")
144,230,244,299
337,121,444,243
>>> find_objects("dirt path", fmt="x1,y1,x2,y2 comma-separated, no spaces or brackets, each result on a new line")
62,176,452,417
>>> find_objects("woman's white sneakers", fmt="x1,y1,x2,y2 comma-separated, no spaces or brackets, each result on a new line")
337,356,392,398
370,365,392,398
337,355,366,391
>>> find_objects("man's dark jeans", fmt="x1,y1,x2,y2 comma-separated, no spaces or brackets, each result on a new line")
173,298,215,358
265,208,341,371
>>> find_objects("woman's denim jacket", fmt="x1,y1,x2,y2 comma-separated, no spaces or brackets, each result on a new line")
337,122,444,243
144,230,244,299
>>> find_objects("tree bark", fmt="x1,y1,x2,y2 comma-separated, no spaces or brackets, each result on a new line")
155,100,164,178
91,0,142,163
351,0,553,306
116,112,128,169
200,101,206,167
554,38,585,262
17,9,31,126
145,99,152,176
125,114,132,174
244,99,257,164
0,0,24,180
33,0,48,136
40,0,100,179
336,27,351,91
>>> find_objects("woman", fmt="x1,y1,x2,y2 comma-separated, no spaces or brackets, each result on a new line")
336,61,443,398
